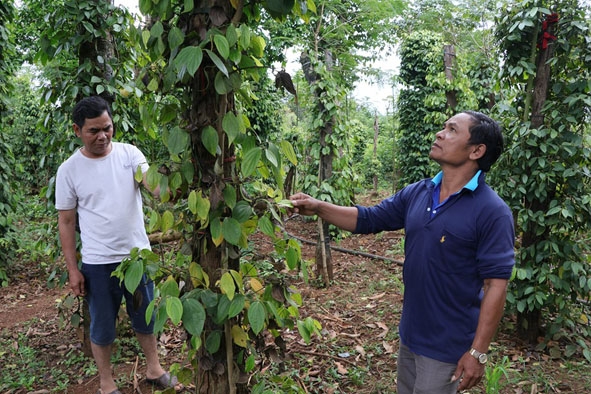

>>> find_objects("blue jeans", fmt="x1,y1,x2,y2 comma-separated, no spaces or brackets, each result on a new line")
82,263,155,346
397,343,460,394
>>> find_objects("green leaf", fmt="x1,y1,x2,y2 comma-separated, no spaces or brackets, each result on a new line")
223,185,237,209
161,210,174,234
82,21,94,33
258,216,275,237
197,192,211,221
213,34,230,59
238,25,251,50
150,21,164,38
222,217,242,245
166,297,183,325
222,112,240,145
226,24,238,47
264,0,295,17
141,29,151,47
167,126,189,155
232,201,253,223
241,147,262,177
134,166,144,183
168,27,185,52
245,354,255,372
154,304,168,333
210,218,222,244
286,246,298,270
148,210,160,233
139,0,152,14
297,319,311,343
188,190,198,215
169,172,182,192
280,140,298,165
206,49,228,77
228,294,245,318
174,46,203,77
147,78,159,91
183,0,194,12
181,161,194,184
182,298,206,337
220,271,237,300
160,275,180,298
216,294,231,323
124,259,144,293
265,147,278,167
231,325,248,347
205,331,222,354
248,301,266,335
250,36,266,58
201,126,219,156
214,72,232,95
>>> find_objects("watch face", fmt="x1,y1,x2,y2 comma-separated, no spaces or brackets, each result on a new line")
478,353,488,363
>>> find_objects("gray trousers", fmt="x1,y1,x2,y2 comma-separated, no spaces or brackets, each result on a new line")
397,343,461,394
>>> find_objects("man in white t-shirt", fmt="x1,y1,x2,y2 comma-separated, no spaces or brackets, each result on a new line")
55,96,180,394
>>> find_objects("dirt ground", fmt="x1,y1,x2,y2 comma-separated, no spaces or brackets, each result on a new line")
1,193,590,393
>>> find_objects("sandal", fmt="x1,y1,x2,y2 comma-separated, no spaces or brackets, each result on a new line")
146,371,182,390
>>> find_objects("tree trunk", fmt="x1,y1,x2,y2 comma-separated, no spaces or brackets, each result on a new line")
372,115,379,192
77,0,115,103
300,50,335,286
185,2,244,392
443,44,457,110
517,16,557,344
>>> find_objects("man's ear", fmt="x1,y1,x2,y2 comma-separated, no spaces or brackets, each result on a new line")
73,124,81,138
470,144,487,160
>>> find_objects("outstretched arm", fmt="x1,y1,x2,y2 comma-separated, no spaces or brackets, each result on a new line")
289,192,359,232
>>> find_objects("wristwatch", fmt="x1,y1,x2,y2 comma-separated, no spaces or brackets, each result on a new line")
469,348,488,364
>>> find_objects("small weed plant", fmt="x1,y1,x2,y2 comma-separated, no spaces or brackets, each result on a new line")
484,355,510,393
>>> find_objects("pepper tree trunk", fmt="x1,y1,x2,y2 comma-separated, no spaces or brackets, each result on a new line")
443,44,457,110
300,50,334,286
517,16,557,344
184,2,243,392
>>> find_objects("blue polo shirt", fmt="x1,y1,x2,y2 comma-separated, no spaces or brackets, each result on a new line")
354,171,515,363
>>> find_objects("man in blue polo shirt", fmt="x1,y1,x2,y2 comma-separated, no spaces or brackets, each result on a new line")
289,111,515,393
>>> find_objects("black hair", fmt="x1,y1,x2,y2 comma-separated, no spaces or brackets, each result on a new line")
72,96,114,133
463,110,504,172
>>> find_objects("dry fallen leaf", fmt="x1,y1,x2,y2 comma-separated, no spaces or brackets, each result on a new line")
335,361,348,375
368,292,386,300
383,341,394,354
355,345,366,358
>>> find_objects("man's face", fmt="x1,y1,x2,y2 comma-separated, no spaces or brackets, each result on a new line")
73,111,113,158
429,112,481,168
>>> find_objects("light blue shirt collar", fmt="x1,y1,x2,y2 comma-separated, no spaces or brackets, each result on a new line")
431,170,481,192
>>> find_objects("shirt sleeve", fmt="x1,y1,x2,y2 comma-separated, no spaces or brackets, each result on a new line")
477,209,515,279
55,164,77,210
355,192,407,234
129,144,150,174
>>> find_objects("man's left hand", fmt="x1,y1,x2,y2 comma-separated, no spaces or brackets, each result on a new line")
452,351,485,391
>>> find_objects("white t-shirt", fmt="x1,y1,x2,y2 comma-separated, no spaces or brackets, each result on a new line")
55,142,151,264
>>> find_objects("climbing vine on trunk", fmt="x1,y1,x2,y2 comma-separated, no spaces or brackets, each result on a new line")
493,0,591,360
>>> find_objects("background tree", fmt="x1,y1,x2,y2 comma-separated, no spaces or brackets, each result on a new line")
393,0,497,188
0,0,17,286
279,0,404,284
395,30,445,186
493,0,591,359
